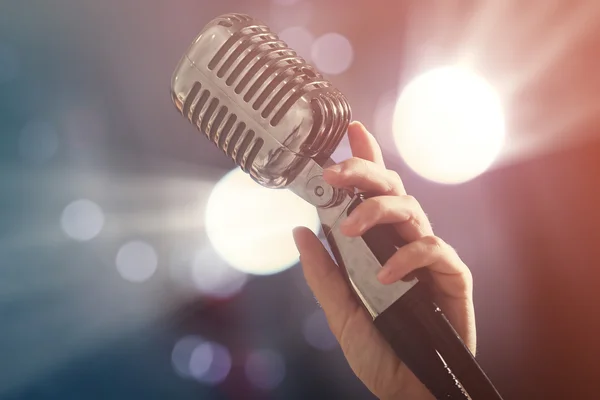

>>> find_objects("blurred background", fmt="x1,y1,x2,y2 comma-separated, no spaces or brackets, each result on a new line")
2,0,600,398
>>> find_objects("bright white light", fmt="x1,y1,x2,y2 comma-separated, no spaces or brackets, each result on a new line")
245,349,286,390
393,66,505,184
115,240,158,283
279,26,314,62
311,33,354,75
205,168,320,276
61,199,105,241
302,309,338,351
19,120,59,164
0,43,18,83
190,341,232,385
192,248,248,299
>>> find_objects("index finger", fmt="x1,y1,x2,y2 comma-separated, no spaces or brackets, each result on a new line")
348,121,386,166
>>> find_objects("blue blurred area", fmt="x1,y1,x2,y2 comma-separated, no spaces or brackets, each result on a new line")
0,2,375,398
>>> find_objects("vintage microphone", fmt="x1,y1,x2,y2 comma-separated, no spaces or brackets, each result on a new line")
170,13,503,400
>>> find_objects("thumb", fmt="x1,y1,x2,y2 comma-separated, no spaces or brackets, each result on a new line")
293,226,361,339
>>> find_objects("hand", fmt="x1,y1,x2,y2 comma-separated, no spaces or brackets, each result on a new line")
293,121,476,400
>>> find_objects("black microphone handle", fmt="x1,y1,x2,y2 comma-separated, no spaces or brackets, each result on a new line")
345,194,503,400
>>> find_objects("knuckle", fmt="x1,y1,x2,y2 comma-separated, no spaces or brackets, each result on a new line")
404,194,421,210
403,195,425,228
387,169,402,185
340,157,366,178
336,160,350,175
366,196,387,214
422,235,445,252
386,169,403,192
348,156,365,169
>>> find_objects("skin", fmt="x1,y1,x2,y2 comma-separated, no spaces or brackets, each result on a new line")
292,121,476,400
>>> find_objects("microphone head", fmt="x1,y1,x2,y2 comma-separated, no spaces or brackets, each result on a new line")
171,13,351,188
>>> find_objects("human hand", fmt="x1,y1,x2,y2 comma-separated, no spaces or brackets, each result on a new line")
293,121,476,400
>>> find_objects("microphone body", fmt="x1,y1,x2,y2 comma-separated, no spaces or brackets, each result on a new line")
171,13,503,400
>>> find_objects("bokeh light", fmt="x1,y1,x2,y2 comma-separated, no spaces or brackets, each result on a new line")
392,66,505,184
0,43,19,83
268,1,314,31
171,336,203,378
311,33,354,75
115,240,158,283
302,309,338,351
61,199,105,241
190,341,232,385
189,342,213,378
192,248,248,299
279,26,314,61
172,336,232,385
205,168,320,276
245,349,286,390
169,245,248,300
19,120,59,164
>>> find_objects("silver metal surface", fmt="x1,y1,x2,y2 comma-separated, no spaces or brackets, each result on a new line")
171,13,350,189
171,13,416,317
287,159,417,317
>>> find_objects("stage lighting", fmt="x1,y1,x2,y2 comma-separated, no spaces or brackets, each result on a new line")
171,336,232,385
61,199,105,241
115,240,157,283
311,33,354,75
393,66,505,184
189,341,232,385
172,336,203,378
191,248,247,299
205,168,320,276
169,245,248,300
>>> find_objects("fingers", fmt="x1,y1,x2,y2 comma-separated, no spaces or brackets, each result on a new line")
347,121,386,166
326,121,407,195
323,157,406,196
377,235,473,297
340,195,433,242
375,236,477,352
292,227,362,339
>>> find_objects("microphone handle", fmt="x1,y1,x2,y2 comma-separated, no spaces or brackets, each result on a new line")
347,194,503,400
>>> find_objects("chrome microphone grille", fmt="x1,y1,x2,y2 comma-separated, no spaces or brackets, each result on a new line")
171,13,351,187
180,80,263,172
